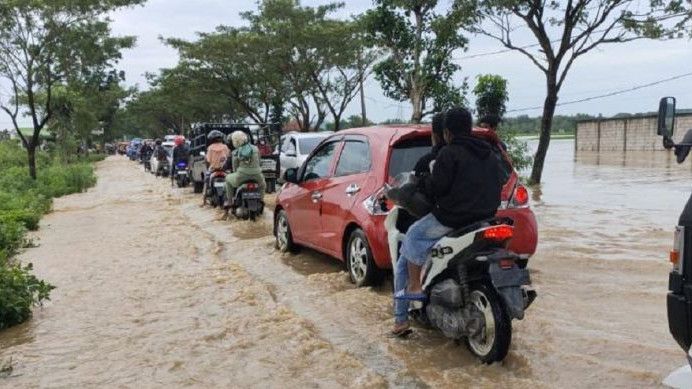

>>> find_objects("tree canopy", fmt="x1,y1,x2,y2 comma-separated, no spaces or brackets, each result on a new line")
362,0,475,123
460,0,689,184
0,0,143,178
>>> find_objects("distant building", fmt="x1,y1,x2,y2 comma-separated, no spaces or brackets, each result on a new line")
575,110,692,152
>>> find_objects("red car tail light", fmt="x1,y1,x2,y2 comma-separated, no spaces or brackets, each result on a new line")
246,182,258,190
363,186,390,216
510,184,529,208
483,225,514,242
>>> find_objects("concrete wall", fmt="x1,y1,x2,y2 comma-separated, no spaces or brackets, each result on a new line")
576,114,692,152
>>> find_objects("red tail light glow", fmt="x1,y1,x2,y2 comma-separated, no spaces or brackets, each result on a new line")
513,185,529,207
499,258,515,269
483,225,514,241
246,183,258,190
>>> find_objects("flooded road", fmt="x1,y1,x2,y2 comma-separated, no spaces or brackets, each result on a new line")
0,141,688,388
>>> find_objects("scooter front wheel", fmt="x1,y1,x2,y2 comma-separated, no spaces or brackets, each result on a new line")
465,281,512,364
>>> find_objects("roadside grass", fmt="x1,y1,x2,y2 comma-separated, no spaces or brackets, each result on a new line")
0,141,103,330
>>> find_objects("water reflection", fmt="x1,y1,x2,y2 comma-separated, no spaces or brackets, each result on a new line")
529,139,692,261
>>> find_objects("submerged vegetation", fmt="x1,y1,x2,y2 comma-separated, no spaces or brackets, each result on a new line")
0,141,101,329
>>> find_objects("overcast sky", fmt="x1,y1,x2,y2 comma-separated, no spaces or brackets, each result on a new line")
2,0,692,129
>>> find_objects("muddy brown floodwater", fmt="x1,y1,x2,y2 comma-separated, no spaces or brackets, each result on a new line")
0,139,689,388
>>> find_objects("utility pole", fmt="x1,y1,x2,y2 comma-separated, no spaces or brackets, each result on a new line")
359,71,367,126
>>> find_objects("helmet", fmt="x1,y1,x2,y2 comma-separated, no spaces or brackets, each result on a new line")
174,136,185,146
155,138,162,145
207,130,224,143
229,131,249,148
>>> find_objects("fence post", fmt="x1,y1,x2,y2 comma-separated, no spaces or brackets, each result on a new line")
623,119,628,152
596,118,601,152
574,123,579,153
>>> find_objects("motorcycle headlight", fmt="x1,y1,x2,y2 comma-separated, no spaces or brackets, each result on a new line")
363,186,391,216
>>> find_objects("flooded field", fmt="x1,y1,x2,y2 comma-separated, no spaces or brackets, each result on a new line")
0,139,688,388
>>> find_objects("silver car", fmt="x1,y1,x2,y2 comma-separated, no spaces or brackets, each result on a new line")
278,132,333,179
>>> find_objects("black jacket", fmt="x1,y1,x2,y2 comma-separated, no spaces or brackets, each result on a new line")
425,136,504,229
415,143,444,200
172,145,190,165
414,143,444,179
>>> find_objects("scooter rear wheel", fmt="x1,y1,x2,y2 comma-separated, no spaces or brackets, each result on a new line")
465,281,512,364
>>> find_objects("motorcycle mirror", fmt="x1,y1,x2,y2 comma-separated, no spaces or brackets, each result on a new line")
658,96,676,149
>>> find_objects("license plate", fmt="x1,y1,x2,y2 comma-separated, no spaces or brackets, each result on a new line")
177,171,188,176
261,160,277,170
214,182,225,189
242,192,262,200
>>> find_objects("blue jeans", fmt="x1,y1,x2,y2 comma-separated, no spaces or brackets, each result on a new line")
394,213,453,324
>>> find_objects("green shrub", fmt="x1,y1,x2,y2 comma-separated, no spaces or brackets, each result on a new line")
0,209,41,231
37,163,96,198
500,130,533,173
0,220,27,258
0,140,97,330
0,260,55,330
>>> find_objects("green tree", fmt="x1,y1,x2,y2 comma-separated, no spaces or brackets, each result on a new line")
363,0,475,123
473,74,508,119
114,65,236,139
473,74,531,171
166,28,285,127
0,0,143,179
324,115,374,131
49,70,131,159
242,0,373,131
463,0,684,184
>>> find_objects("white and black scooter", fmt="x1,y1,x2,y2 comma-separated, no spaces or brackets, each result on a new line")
384,174,536,363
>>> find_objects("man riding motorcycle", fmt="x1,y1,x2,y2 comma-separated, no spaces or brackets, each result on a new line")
203,130,230,205
223,131,266,209
152,139,169,176
140,141,153,170
389,107,506,336
171,136,191,187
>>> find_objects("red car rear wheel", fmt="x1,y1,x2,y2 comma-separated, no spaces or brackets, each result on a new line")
346,229,384,287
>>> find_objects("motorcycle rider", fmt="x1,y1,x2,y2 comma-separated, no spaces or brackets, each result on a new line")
153,139,168,176
391,107,505,336
203,130,230,204
140,141,153,169
223,131,266,209
171,136,190,186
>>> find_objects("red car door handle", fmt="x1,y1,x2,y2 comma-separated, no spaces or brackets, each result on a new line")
345,184,360,196
311,191,323,202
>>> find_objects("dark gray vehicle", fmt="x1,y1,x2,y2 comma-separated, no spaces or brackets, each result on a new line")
657,97,692,386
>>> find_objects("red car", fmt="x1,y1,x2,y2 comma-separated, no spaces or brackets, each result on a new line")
274,125,538,286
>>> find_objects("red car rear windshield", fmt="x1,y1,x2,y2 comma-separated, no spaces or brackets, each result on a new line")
388,136,514,181
388,137,432,178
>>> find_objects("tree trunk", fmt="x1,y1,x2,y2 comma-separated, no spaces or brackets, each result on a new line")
410,90,423,124
333,113,342,131
529,78,559,185
27,144,37,180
